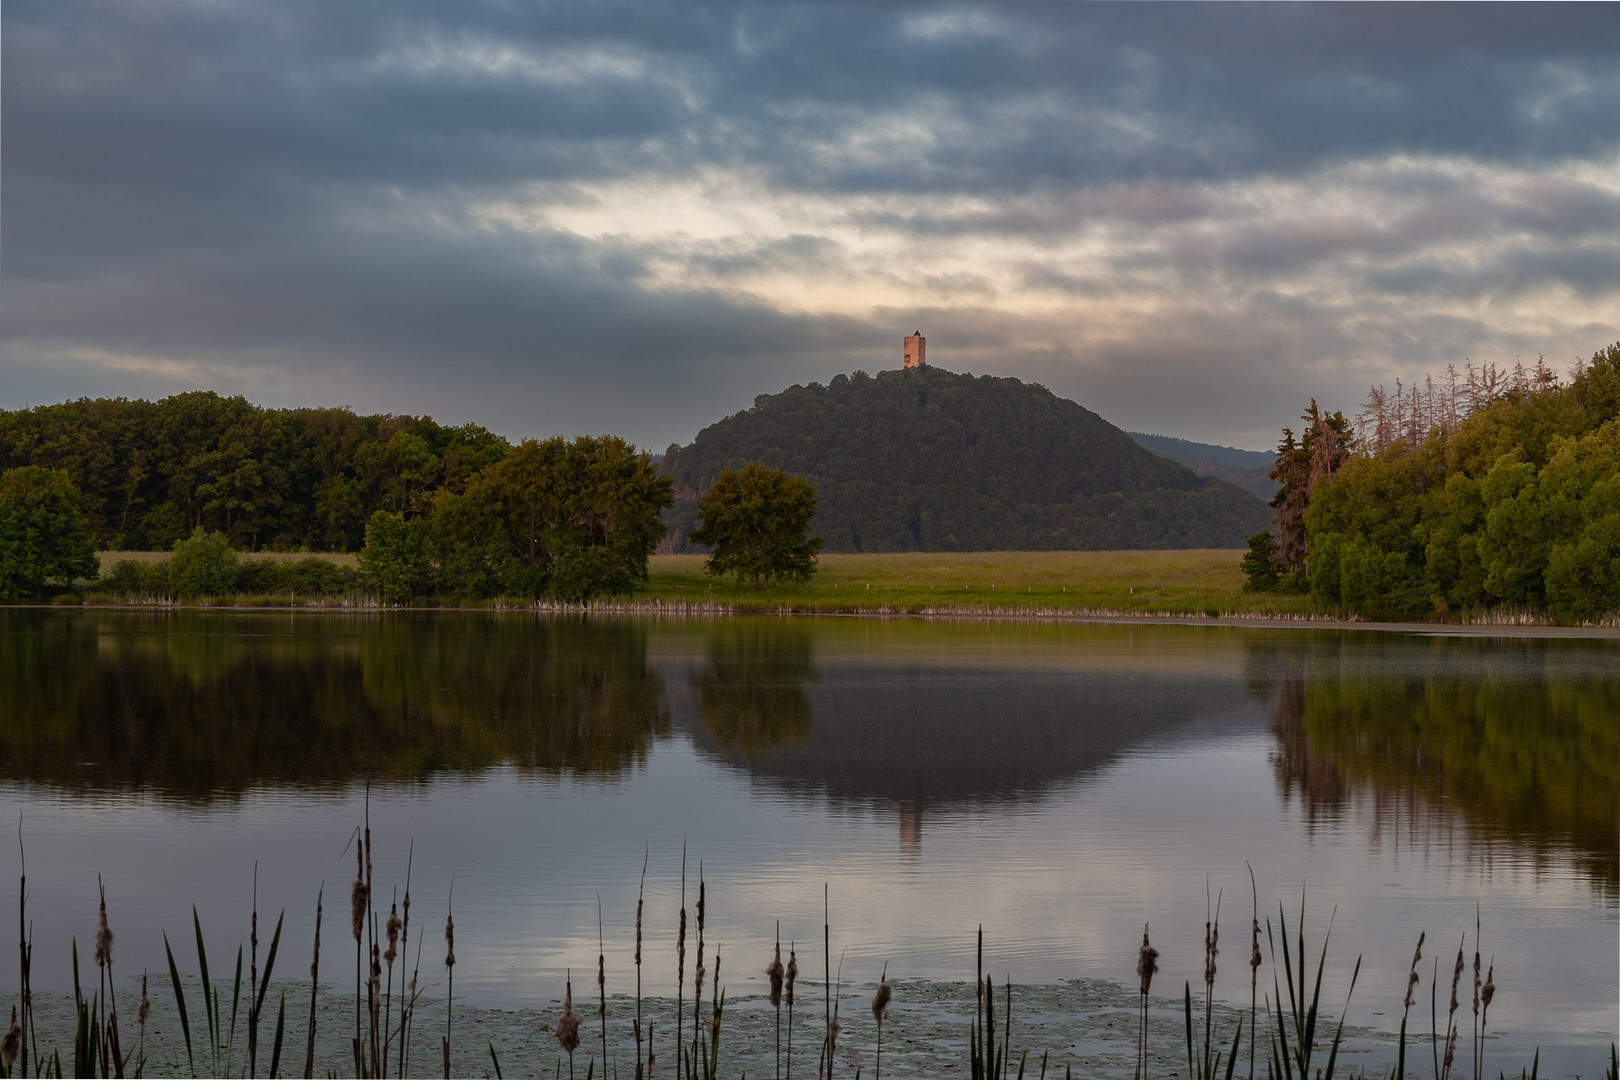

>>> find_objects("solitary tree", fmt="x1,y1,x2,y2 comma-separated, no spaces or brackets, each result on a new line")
0,466,99,598
689,463,823,589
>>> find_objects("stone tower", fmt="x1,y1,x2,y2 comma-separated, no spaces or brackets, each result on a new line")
903,330,926,369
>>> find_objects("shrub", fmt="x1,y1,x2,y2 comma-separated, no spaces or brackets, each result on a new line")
169,529,239,598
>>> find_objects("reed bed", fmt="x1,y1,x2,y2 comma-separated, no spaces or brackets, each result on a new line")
5,832,1613,1079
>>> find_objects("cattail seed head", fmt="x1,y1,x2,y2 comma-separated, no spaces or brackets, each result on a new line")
871,974,892,1023
766,944,785,1009
444,913,456,969
634,895,643,966
1481,963,1495,1010
1136,924,1159,996
385,902,400,968
312,891,324,978
95,895,114,968
138,973,151,1027
696,878,706,934
694,941,706,1004
1443,1026,1457,1071
3,1011,21,1071
556,979,581,1056
785,947,798,1007
1249,918,1261,973
1204,919,1219,987
1449,944,1464,1013
351,877,366,942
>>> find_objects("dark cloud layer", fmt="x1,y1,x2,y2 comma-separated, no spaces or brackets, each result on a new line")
4,1,1619,449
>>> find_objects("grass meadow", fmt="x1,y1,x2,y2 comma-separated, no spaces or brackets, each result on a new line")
644,550,1321,618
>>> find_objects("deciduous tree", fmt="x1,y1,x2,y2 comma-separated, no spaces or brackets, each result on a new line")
689,463,823,589
0,466,98,598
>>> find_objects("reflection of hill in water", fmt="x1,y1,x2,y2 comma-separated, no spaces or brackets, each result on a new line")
1249,633,1620,897
684,658,1254,807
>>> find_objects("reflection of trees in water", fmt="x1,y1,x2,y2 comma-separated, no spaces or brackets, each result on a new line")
1251,634,1620,896
691,621,815,756
0,610,668,800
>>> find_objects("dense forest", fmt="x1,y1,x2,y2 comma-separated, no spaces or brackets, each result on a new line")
0,393,510,551
1253,343,1620,624
661,367,1269,552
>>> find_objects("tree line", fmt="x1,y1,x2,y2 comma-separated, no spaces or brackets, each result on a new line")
1246,341,1620,624
0,390,822,600
0,393,510,551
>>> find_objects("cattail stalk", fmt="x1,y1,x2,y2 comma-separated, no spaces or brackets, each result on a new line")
365,792,376,1078
1202,886,1221,1080
822,885,831,1080
443,883,455,1080
1247,866,1261,1080
598,897,608,1077
767,927,785,1080
351,826,366,1074
249,867,260,1078
137,972,150,1078
305,885,323,1079
1442,935,1465,1080
382,891,399,1077
396,844,413,1080
677,845,687,1080
635,849,646,1080
95,875,122,1078
1135,923,1159,1080
692,868,707,1074
18,820,30,1080
785,945,798,1080
1470,908,1481,1080
1478,960,1495,1080
871,963,891,1080
556,973,582,1080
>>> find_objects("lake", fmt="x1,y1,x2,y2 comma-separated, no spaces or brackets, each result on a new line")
0,609,1614,1076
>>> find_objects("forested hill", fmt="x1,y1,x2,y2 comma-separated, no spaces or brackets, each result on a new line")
661,367,1269,552
1128,432,1275,500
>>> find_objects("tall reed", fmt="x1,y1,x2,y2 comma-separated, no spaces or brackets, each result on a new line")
442,883,455,1080
304,884,322,1079
636,850,646,1080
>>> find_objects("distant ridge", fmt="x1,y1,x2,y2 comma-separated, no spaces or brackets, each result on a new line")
661,367,1269,553
1128,432,1276,501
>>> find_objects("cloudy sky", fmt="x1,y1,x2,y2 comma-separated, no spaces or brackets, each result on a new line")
4,2,1619,451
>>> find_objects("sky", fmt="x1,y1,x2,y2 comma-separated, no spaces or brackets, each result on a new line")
4,2,1619,453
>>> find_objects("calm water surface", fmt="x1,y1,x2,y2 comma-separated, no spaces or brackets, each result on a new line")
0,610,1614,1071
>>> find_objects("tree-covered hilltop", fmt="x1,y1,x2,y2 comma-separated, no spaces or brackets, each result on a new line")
0,393,509,551
661,367,1270,552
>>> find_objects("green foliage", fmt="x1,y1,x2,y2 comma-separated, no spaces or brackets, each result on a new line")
689,463,822,589
431,435,673,601
1240,531,1282,591
0,392,510,551
169,529,239,599
0,467,98,599
662,367,1269,552
1264,897,1360,1080
1302,342,1620,623
358,511,429,604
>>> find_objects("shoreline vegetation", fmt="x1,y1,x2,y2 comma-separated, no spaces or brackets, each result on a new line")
17,550,1620,635
7,824,1610,1080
